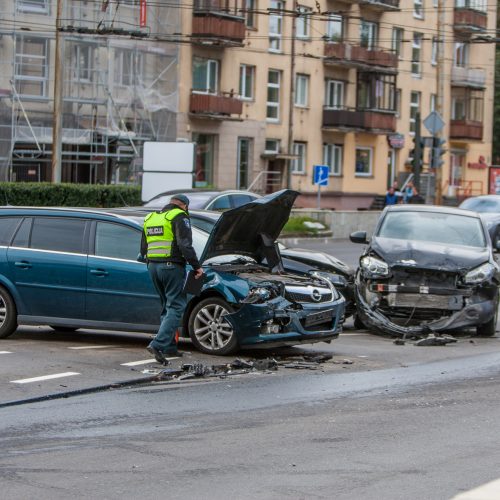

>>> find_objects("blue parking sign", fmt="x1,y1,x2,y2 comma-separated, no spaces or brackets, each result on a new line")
313,165,329,186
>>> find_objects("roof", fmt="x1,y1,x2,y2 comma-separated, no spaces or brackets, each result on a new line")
385,204,481,218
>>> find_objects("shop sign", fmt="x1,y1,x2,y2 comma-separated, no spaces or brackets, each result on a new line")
387,133,405,149
467,155,488,170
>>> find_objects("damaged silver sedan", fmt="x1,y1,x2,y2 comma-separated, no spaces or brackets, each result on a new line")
350,205,500,337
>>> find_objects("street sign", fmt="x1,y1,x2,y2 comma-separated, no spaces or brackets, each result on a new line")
313,165,329,186
423,111,445,135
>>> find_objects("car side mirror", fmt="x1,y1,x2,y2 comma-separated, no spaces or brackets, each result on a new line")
350,231,368,244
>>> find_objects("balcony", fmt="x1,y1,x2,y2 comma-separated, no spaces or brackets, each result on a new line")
450,120,483,140
189,91,242,119
451,66,486,88
453,8,487,33
192,11,246,46
323,108,396,133
324,43,398,72
359,0,400,11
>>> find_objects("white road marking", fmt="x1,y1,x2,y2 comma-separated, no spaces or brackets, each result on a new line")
11,372,80,384
0,351,12,354
68,345,118,350
121,357,179,367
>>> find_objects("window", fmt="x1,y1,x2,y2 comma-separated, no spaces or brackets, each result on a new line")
451,88,483,122
430,93,436,112
73,44,93,82
114,49,143,86
192,57,218,94
0,218,22,246
237,138,251,190
16,0,49,14
269,0,283,52
323,144,343,176
295,74,309,107
266,69,281,121
431,37,438,66
12,218,32,248
455,0,487,13
231,194,256,207
95,222,141,261
239,64,255,100
30,218,86,254
265,139,280,154
326,14,343,42
357,73,396,112
454,42,469,67
325,80,344,109
392,28,404,59
193,133,215,187
394,88,402,117
411,33,423,76
296,6,312,39
15,37,49,97
245,0,256,28
414,0,424,18
292,142,306,174
360,20,377,50
355,148,372,177
210,196,232,211
410,91,421,133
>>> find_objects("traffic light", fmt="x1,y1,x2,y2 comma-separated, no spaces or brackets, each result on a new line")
430,137,446,169
410,137,425,172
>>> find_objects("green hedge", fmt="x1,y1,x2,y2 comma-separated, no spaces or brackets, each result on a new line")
0,183,142,208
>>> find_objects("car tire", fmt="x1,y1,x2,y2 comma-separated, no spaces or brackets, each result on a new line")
476,296,499,337
353,314,365,330
188,297,238,355
0,286,18,339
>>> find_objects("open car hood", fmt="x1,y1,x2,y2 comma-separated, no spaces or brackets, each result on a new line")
200,189,299,264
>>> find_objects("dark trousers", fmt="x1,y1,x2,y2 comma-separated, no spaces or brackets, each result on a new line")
148,262,187,354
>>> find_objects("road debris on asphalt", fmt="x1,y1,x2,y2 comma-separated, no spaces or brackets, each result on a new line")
139,353,346,381
414,333,458,346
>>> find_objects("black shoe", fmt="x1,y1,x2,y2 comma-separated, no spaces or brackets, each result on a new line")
147,345,169,365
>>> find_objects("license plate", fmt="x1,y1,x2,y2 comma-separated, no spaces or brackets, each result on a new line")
305,309,334,327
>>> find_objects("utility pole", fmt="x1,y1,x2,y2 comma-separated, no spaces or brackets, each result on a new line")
434,0,445,205
51,0,63,183
286,0,297,189
413,112,422,191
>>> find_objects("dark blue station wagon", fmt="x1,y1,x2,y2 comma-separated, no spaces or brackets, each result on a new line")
0,190,345,355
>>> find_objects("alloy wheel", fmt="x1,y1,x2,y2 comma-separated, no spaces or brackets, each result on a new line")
193,303,234,351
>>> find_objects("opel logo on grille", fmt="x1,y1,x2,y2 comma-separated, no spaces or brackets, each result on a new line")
311,289,322,302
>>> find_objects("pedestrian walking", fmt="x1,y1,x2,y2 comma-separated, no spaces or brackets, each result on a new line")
384,186,398,206
141,194,204,365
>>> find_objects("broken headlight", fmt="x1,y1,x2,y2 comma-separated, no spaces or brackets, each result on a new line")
360,256,389,278
241,287,273,304
464,262,495,285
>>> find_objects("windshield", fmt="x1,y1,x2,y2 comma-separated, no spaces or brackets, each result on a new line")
460,197,500,213
144,193,215,209
378,211,486,248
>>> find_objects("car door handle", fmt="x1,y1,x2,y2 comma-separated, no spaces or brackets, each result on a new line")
90,269,109,277
14,261,32,269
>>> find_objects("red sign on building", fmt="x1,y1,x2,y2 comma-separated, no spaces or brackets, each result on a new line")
489,166,500,195
140,0,147,28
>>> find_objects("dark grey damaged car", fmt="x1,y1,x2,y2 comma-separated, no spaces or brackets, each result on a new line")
350,205,500,337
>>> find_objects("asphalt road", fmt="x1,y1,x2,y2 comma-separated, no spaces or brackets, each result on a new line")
2,238,500,499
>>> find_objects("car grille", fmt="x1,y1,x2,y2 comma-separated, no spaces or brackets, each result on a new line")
285,286,333,304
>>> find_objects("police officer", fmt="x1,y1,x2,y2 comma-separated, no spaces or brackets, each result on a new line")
141,194,203,364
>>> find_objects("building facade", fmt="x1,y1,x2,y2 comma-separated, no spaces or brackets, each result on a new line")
0,1,496,209
178,0,496,208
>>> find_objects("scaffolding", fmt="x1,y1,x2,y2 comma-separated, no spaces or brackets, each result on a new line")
0,0,180,184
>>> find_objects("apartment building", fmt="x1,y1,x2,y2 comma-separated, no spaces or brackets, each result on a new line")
0,0,179,183
178,0,496,207
0,1,495,208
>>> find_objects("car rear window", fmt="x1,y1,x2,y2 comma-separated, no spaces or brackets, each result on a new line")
30,217,87,254
94,222,141,261
0,217,22,246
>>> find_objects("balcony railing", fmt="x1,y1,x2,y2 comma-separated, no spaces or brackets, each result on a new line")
323,108,396,132
453,8,487,32
190,91,242,118
324,43,398,70
359,0,400,11
449,119,483,140
451,66,486,88
192,11,246,46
